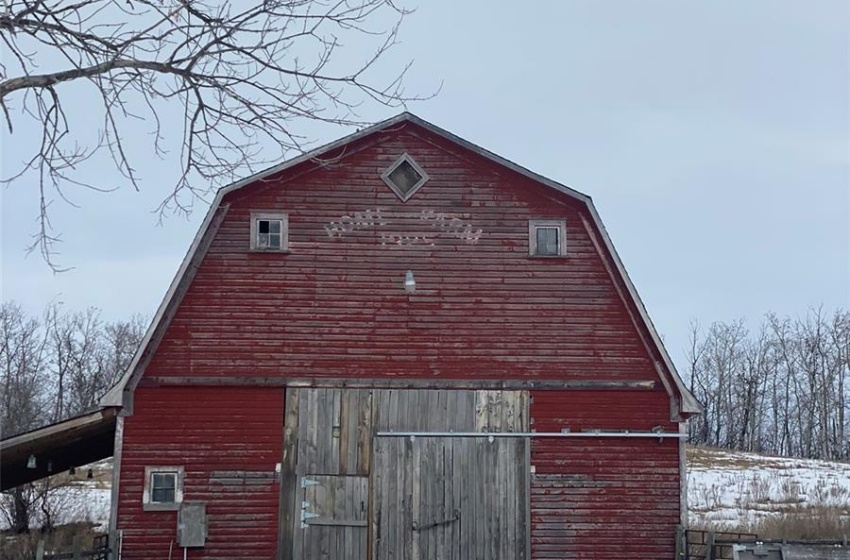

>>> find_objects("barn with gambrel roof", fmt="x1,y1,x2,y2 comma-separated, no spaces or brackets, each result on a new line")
47,112,699,558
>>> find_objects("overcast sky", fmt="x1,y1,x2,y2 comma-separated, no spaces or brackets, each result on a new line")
2,0,848,372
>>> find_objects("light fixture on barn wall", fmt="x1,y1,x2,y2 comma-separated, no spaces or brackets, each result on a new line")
404,270,416,294
27,454,36,469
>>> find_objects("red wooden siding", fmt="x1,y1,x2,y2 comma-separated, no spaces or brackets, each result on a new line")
145,124,661,385
118,120,685,559
530,390,680,559
117,387,283,560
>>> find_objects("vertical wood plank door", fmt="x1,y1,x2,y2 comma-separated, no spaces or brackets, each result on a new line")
282,388,529,560
286,388,374,560
372,436,529,560
296,474,368,559
371,389,529,560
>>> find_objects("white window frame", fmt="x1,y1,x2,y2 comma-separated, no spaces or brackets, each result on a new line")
528,219,567,257
143,466,184,511
380,152,430,202
250,211,289,252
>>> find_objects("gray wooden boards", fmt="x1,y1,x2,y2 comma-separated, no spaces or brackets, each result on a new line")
279,388,530,560
372,435,528,560
296,475,369,559
290,389,372,560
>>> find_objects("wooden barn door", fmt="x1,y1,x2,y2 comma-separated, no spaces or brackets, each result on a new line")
280,388,529,560
370,389,529,560
282,388,374,560
372,435,529,560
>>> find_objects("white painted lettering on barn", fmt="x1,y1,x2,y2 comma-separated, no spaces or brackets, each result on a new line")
326,208,483,246
379,233,435,247
325,208,388,238
419,210,483,244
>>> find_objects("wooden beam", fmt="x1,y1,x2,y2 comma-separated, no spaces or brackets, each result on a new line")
1,408,117,452
277,388,299,560
141,376,658,391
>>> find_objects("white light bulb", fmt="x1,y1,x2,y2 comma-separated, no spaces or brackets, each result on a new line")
404,270,416,294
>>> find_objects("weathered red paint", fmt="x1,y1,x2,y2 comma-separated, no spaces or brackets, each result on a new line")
146,125,659,383
115,120,685,559
531,390,680,558
119,387,283,559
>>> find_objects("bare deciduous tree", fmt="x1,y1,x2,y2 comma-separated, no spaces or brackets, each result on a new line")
0,302,50,533
45,305,145,419
0,302,49,439
687,308,850,461
0,301,144,533
0,0,426,268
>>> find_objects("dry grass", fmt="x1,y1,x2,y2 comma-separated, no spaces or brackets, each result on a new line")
686,445,849,470
698,506,850,541
688,445,768,469
694,501,850,540
752,507,850,540
688,445,850,540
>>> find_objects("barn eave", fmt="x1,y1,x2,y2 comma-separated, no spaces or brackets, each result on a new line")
0,407,118,491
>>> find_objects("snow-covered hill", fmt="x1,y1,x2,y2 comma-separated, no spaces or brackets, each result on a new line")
687,446,850,533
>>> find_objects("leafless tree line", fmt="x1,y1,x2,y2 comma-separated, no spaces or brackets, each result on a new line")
0,301,144,533
1,301,144,438
687,308,850,461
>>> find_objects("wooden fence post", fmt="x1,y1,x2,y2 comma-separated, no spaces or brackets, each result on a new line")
704,531,714,560
72,534,82,560
109,530,118,560
35,539,45,560
676,525,685,559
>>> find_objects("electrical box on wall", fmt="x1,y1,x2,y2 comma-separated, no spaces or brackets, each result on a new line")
177,502,207,547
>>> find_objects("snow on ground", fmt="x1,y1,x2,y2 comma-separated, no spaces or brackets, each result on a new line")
687,446,850,528
38,482,111,529
5,448,850,532
0,460,112,531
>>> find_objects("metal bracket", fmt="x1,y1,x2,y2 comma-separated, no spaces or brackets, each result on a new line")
300,501,320,529
300,477,320,488
412,510,460,532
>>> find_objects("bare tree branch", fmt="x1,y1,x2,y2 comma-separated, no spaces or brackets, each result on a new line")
0,0,431,269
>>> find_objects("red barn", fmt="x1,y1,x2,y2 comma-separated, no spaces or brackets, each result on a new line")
100,113,700,559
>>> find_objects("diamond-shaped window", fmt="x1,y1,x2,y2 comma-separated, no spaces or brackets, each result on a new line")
381,153,429,202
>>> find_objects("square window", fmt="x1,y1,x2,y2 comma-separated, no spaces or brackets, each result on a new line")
536,227,560,256
387,160,423,195
151,472,177,503
250,212,289,252
529,220,567,257
381,153,429,202
143,466,184,511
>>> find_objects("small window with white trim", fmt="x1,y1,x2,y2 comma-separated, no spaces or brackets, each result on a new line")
529,219,567,257
143,466,184,511
381,153,429,202
250,212,289,251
